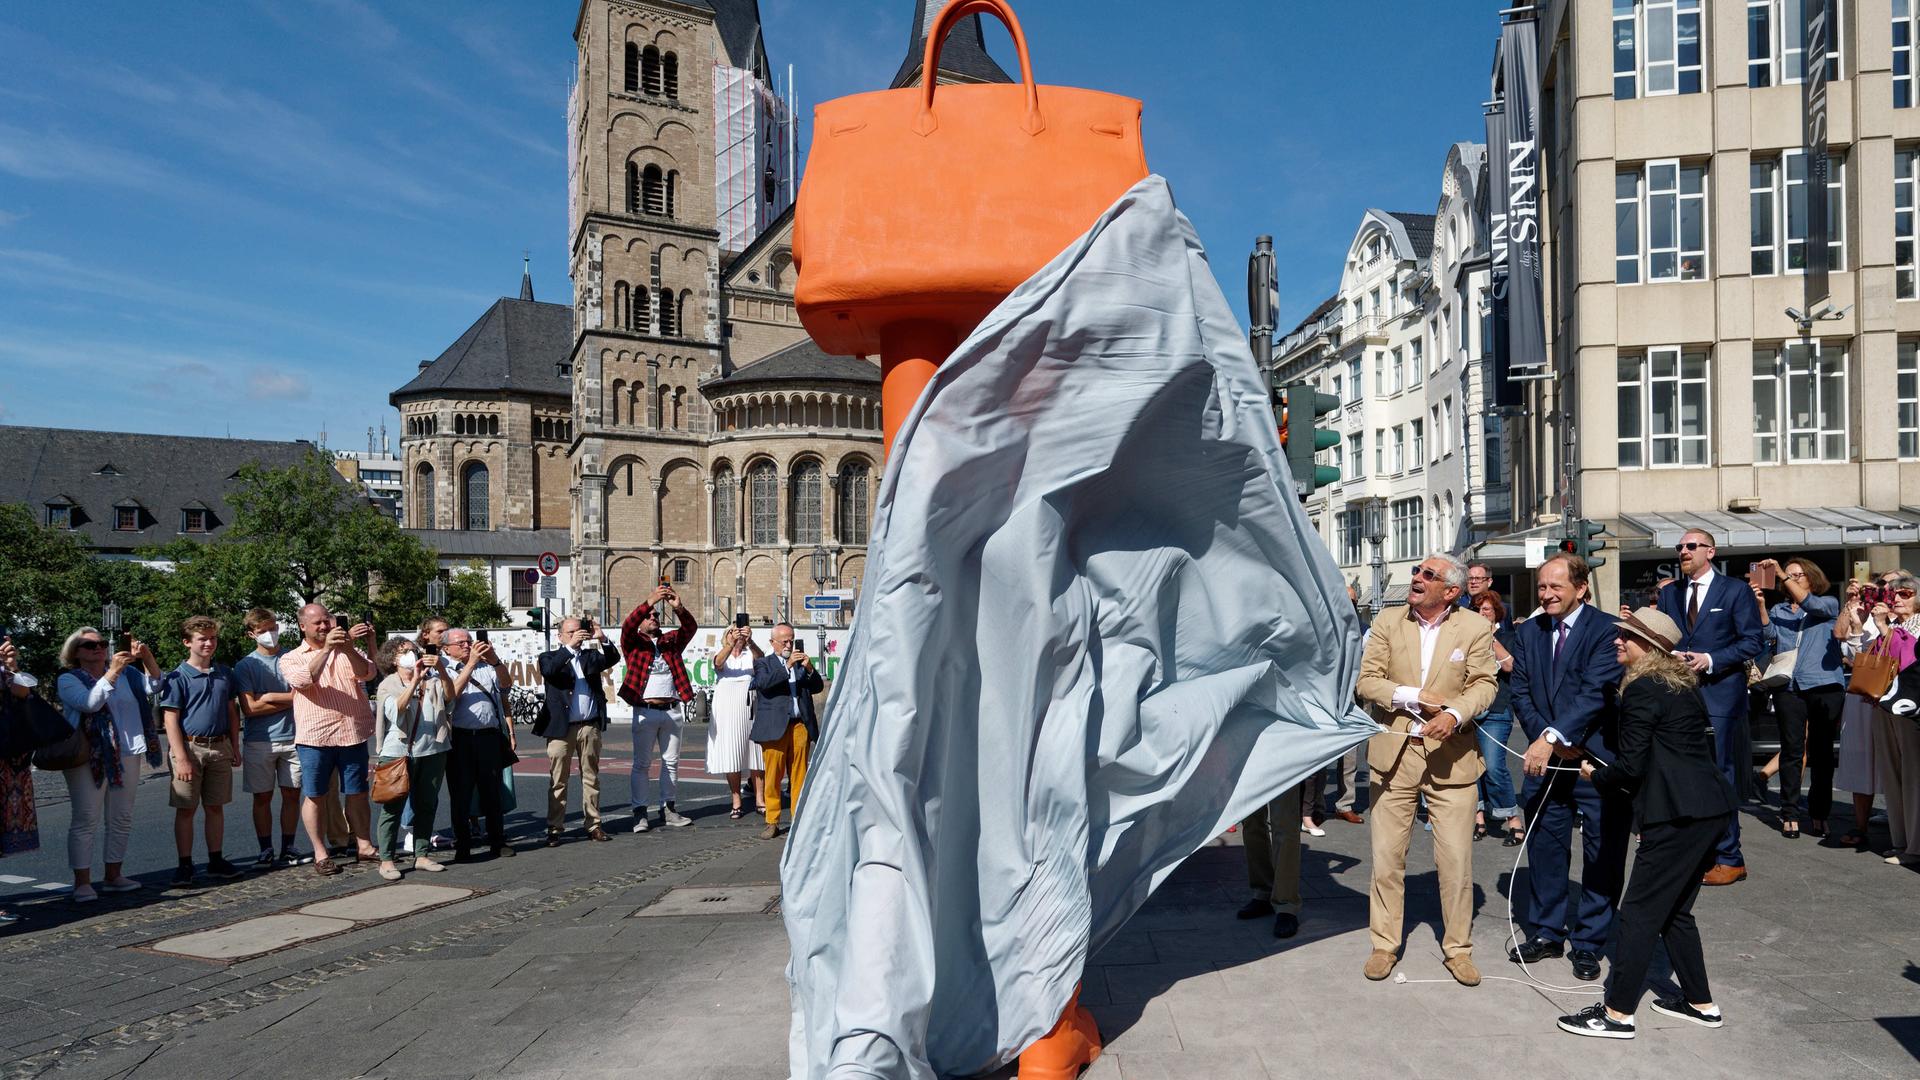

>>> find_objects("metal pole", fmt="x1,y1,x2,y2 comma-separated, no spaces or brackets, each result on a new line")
1247,235,1276,370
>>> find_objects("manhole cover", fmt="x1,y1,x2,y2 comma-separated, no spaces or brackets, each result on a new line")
632,884,780,917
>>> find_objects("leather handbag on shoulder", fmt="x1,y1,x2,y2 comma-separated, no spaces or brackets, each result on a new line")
793,0,1150,360
1847,635,1898,700
31,710,91,772
371,692,421,804
1758,648,1797,689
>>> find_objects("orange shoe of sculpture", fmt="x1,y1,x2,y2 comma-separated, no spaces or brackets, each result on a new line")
1016,988,1101,1080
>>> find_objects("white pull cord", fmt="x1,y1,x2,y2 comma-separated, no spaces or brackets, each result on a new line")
1366,724,1606,996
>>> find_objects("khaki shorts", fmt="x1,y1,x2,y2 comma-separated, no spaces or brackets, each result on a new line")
242,739,303,793
169,739,235,810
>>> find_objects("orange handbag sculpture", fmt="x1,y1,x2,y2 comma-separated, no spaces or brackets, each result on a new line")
793,0,1149,452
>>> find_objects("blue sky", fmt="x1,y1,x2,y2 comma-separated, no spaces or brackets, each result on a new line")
0,1,1495,446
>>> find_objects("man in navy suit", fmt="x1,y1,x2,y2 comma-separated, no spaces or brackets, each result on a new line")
1508,553,1629,982
1657,528,1765,884
536,618,622,846
749,623,824,840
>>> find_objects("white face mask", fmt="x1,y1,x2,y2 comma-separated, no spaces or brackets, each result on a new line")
255,631,278,647
397,652,419,671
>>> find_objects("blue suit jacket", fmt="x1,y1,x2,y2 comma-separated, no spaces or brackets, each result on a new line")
1509,605,1625,763
1657,574,1765,719
748,653,823,745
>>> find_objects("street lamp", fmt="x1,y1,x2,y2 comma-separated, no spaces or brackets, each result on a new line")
1363,496,1388,617
426,576,449,612
101,601,122,652
810,546,830,655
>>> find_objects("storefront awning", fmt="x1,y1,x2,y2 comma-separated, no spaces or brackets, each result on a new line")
1620,507,1920,553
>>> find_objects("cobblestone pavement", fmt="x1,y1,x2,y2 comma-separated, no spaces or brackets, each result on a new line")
4,793,1916,1079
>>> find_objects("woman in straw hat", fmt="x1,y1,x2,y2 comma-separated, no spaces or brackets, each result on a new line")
1557,607,1737,1041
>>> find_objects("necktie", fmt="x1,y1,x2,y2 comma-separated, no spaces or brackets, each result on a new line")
1687,582,1701,629
1553,620,1568,666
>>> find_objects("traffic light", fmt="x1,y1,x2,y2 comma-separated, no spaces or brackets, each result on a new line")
1273,380,1341,495
1560,518,1609,569
525,607,545,632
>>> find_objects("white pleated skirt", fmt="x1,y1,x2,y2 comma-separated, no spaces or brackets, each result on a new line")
707,676,761,775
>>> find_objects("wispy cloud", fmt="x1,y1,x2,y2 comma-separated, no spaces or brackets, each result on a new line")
246,369,313,401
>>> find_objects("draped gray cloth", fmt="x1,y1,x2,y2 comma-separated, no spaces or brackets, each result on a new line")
781,176,1376,1079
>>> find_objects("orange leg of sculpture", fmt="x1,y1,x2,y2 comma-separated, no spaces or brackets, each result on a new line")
878,321,958,455
875,322,1102,1077
1017,985,1102,1080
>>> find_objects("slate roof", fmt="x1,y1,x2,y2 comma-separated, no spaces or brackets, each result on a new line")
390,297,573,404
0,426,323,552
405,528,572,559
702,338,879,393
697,0,771,74
891,0,1013,88
1385,211,1437,260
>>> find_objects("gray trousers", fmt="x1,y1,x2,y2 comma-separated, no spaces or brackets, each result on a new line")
1241,784,1304,914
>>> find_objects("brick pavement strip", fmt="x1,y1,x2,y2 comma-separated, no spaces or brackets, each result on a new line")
0,832,764,1079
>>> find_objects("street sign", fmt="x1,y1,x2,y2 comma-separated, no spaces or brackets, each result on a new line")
809,608,831,627
538,552,560,576
521,567,540,586
539,577,558,599
802,594,842,611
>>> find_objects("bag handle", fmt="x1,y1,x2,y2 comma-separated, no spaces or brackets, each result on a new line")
916,0,1044,137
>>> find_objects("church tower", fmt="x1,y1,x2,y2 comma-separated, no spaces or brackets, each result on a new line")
567,0,787,622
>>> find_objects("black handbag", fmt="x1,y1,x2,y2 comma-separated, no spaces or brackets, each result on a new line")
3,690,82,763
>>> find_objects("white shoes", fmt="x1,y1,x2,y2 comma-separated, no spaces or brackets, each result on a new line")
662,807,692,827
71,885,98,903
1300,819,1326,837
632,814,651,833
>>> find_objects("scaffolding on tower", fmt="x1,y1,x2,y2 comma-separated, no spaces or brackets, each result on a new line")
714,59,794,256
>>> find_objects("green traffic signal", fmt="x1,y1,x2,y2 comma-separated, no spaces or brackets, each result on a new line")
1278,382,1341,494
1563,518,1609,570
525,607,545,630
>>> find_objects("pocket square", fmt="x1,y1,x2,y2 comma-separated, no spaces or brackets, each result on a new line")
1449,648,1466,662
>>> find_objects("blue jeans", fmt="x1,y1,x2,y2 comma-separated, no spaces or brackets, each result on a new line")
295,743,369,798
1475,711,1520,820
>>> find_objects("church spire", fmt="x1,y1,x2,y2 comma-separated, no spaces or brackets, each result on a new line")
890,0,1013,89
519,254,534,301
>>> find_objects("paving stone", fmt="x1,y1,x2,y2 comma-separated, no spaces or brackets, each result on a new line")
297,883,473,923
147,914,355,962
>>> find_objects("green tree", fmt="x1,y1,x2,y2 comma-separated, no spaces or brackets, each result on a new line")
440,563,508,630
0,504,162,681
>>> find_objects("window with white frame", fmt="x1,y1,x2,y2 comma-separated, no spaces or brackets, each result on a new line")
1390,497,1424,562
1750,150,1845,276
1409,340,1423,388
1615,0,1705,100
1430,405,1443,463
1753,340,1848,463
1375,353,1387,397
1346,357,1363,402
1898,148,1919,298
1329,370,1343,404
1347,432,1365,480
1899,340,1920,459
1339,510,1366,566
1898,0,1920,107
1442,395,1455,456
1618,160,1708,284
1391,426,1406,474
1328,440,1345,481
1617,347,1711,468
1749,0,1844,87
1390,348,1405,394
1411,419,1425,467
1374,428,1387,475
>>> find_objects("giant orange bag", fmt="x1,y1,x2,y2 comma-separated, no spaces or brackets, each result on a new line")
794,0,1149,448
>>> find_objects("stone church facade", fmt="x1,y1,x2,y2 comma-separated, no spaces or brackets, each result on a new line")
392,0,1011,627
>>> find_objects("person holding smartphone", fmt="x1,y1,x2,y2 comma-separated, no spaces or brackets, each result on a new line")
748,623,825,840
709,614,765,819
620,585,698,832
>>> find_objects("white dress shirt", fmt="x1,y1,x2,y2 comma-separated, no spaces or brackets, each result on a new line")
567,647,599,724
1682,566,1717,672
1540,601,1588,746
1389,608,1464,725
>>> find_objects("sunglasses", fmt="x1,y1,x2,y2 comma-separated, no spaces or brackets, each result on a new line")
1413,566,1446,583
1896,588,1918,600
1675,542,1711,553
77,641,106,650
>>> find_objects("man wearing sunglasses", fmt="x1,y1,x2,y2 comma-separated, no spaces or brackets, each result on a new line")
1655,529,1764,885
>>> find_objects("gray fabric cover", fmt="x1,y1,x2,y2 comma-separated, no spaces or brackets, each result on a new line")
780,176,1376,1079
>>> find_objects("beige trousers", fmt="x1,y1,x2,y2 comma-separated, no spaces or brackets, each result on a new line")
546,723,603,832
1241,784,1303,914
1368,761,1477,960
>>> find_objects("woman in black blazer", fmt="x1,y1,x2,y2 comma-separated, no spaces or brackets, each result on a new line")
1557,607,1737,1041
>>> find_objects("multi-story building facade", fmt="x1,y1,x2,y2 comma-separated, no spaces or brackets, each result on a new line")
332,446,405,522
1277,209,1439,606
1488,0,1920,606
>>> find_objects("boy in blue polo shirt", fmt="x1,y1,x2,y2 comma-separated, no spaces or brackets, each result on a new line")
159,615,244,885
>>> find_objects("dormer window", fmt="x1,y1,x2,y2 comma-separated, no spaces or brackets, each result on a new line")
181,508,211,534
114,505,140,532
96,463,120,476
45,503,72,529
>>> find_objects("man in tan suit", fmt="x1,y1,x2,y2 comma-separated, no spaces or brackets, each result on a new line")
1356,551,1498,986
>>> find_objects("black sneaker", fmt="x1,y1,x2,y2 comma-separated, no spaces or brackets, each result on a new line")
1650,998,1724,1028
1557,1002,1635,1039
252,849,276,871
207,857,243,880
169,865,197,888
274,850,311,868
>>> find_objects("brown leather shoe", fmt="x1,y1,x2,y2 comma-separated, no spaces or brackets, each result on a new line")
759,823,781,840
1363,949,1397,981
1335,811,1365,825
1701,864,1747,886
1444,956,1481,986
587,827,611,842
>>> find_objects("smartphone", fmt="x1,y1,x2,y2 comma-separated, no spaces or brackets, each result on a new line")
421,643,440,656
734,613,750,629
475,629,489,644
1748,561,1777,590
1853,560,1873,585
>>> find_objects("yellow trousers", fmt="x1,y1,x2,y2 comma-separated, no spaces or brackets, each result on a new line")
761,722,810,826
